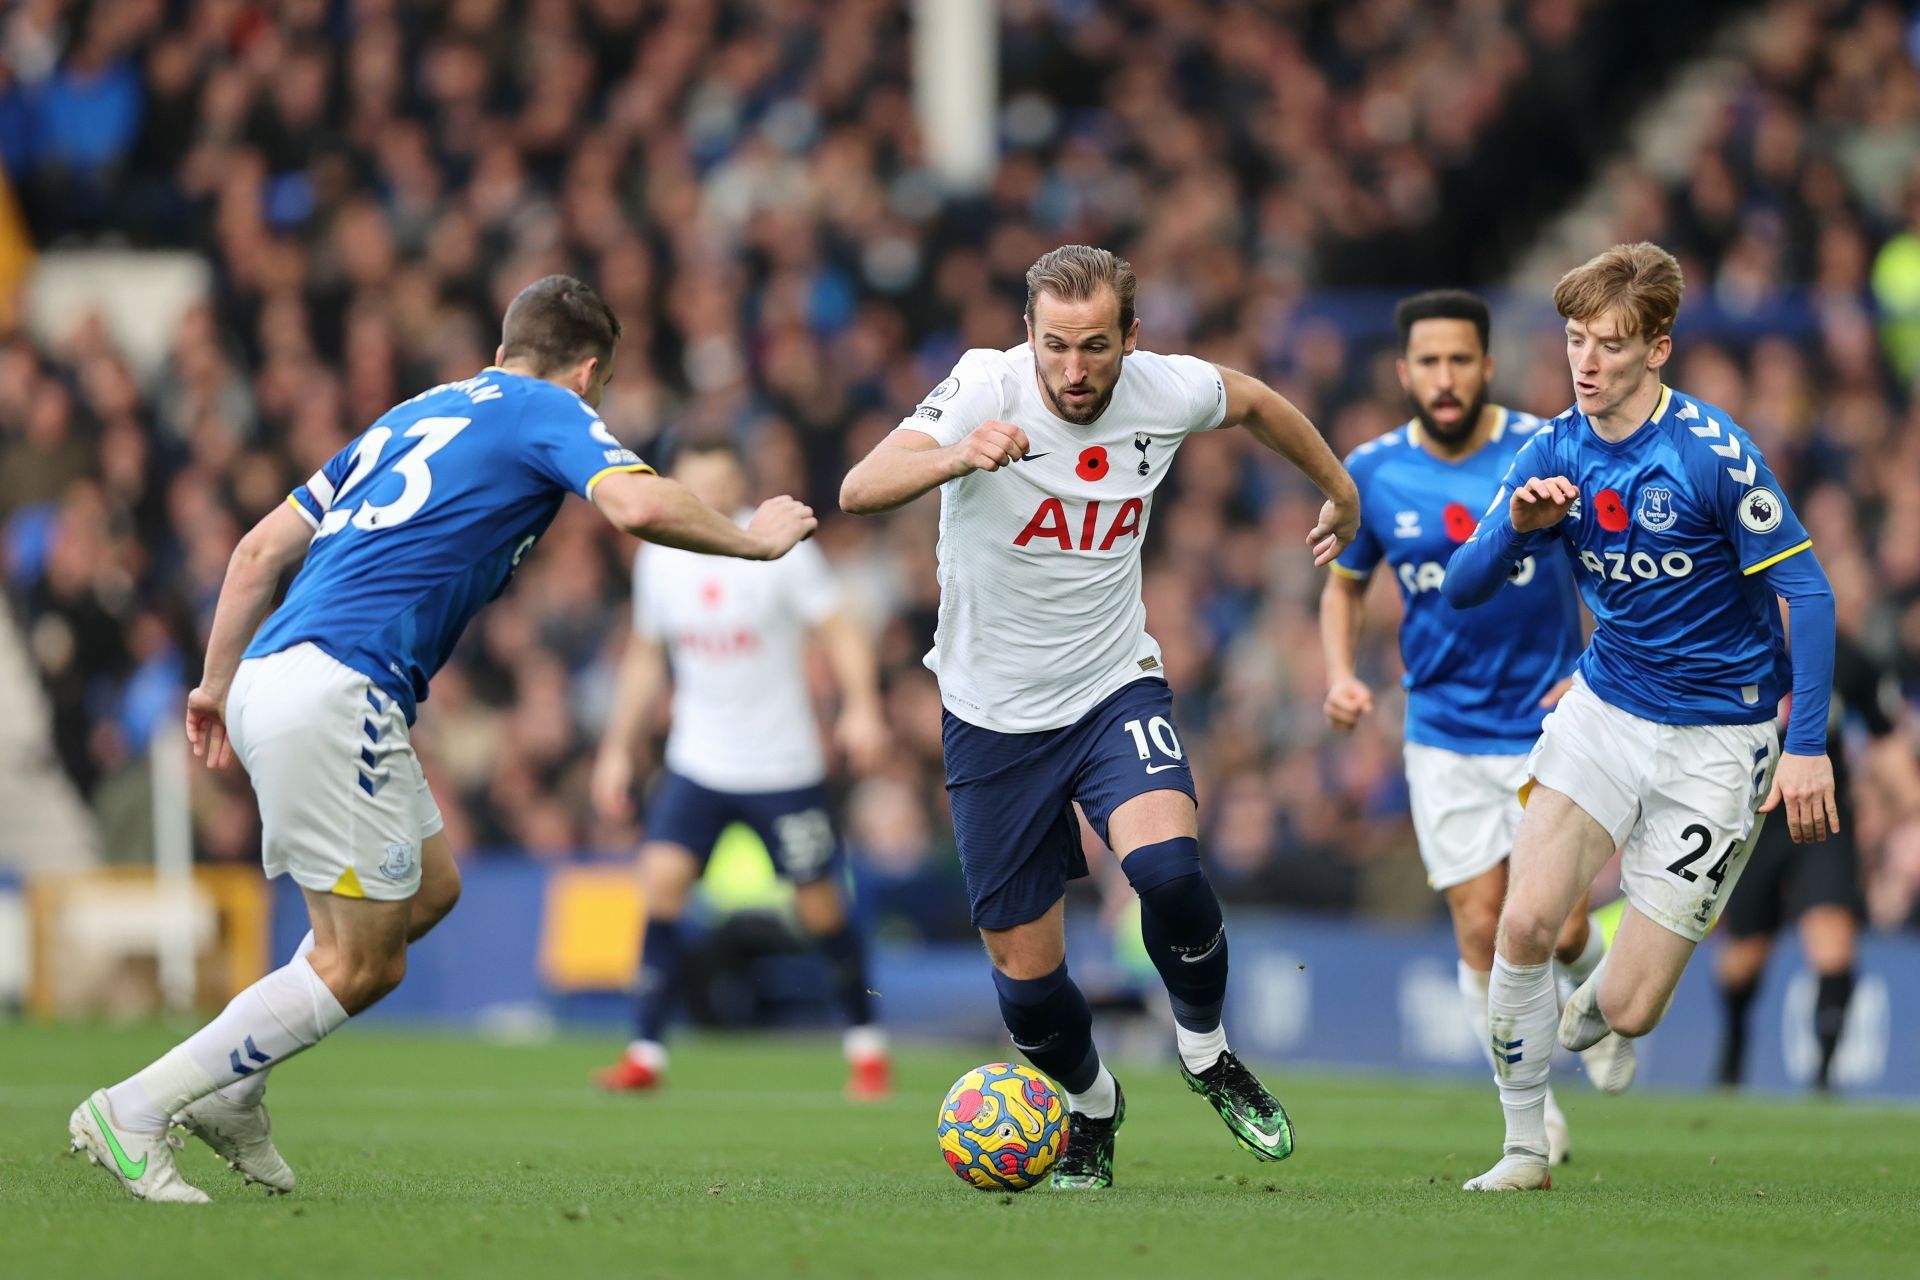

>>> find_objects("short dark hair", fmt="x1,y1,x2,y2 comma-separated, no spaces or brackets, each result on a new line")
1394,289,1491,353
499,275,621,375
668,432,743,470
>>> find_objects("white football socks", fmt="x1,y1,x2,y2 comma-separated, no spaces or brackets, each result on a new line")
106,953,347,1133
218,931,317,1107
1066,1063,1118,1120
1486,954,1559,1162
1457,961,1495,1068
843,1025,889,1062
1175,1023,1229,1075
1555,920,1606,1003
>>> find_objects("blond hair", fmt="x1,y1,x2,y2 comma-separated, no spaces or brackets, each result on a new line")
1024,245,1137,332
1552,242,1685,341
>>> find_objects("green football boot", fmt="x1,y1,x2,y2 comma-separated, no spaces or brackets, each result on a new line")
1050,1080,1125,1190
1181,1051,1294,1162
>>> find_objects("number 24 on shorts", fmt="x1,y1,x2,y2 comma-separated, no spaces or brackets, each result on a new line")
1122,716,1184,774
1665,744,1771,890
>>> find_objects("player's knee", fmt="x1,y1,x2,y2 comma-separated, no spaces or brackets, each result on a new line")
319,946,407,1013
982,930,1064,981
1494,906,1558,964
364,949,408,1005
792,880,845,935
640,848,697,915
1596,985,1666,1038
1456,903,1501,965
412,870,461,938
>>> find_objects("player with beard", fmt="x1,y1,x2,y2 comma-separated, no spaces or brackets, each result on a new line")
1321,291,1634,1166
841,244,1360,1188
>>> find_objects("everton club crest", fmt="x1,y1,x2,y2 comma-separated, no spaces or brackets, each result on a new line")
1636,486,1677,533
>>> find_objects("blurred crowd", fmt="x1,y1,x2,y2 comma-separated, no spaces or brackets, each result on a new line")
2,0,1918,936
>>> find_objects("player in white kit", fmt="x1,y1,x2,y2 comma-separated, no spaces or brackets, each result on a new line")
591,439,893,1098
841,245,1359,1187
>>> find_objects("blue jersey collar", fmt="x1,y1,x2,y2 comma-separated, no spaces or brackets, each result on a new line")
1577,384,1672,452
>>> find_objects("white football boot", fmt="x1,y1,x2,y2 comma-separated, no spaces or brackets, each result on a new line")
1560,977,1638,1094
175,1092,296,1193
1463,1150,1553,1191
68,1089,210,1204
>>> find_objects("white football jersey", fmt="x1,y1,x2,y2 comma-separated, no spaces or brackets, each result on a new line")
901,343,1226,733
633,519,838,791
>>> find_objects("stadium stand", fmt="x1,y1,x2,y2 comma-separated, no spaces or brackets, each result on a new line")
0,0,1915,934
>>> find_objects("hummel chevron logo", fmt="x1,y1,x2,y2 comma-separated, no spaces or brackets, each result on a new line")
229,1035,273,1077
1494,1036,1524,1065
1687,416,1759,483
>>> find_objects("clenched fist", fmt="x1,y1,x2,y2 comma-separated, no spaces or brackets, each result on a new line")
1323,675,1374,733
748,496,817,560
949,420,1031,476
1511,476,1580,534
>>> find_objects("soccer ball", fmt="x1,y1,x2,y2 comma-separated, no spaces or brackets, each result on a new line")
935,1062,1067,1191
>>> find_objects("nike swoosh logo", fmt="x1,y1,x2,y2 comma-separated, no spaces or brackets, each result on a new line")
1144,763,1182,774
88,1098,147,1181
1179,933,1224,964
1244,1122,1289,1151
1015,452,1051,462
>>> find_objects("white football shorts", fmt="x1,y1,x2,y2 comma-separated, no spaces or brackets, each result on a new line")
1404,743,1528,891
225,643,442,902
1523,674,1778,942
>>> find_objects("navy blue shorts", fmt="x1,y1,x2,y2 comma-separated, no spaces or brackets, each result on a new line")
943,678,1198,930
645,771,841,884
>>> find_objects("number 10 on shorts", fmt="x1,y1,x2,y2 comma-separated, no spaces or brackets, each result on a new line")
1122,716,1184,771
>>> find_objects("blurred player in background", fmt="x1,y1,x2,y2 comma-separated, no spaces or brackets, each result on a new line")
1321,289,1630,1168
841,245,1360,1188
68,277,818,1203
1446,243,1838,1191
591,438,892,1099
1715,571,1920,1091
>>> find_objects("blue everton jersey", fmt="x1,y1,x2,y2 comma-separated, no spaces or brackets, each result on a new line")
247,369,652,720
1335,408,1583,753
1451,385,1810,728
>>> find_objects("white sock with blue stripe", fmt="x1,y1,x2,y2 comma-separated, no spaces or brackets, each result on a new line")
1486,954,1558,1162
104,955,347,1133
218,930,317,1107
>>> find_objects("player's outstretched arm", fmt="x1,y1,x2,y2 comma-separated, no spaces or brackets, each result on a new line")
187,500,316,768
813,612,890,774
838,422,1030,515
590,633,668,824
1318,571,1375,733
592,471,815,560
1757,548,1841,843
1215,367,1358,565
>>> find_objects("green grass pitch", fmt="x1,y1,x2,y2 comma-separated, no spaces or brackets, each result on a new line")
3,1021,1917,1279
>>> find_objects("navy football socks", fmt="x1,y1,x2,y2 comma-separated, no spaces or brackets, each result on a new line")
1123,837,1229,1032
992,962,1101,1093
814,921,874,1028
633,916,685,1044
